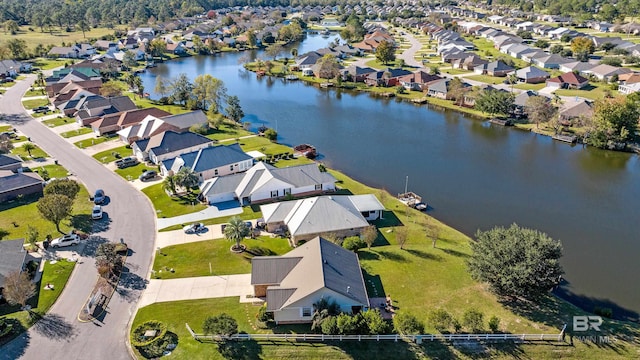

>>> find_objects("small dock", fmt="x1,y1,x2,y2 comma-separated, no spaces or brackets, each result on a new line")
320,82,334,88
285,74,299,81
412,97,429,104
489,118,513,126
398,192,426,209
552,134,577,143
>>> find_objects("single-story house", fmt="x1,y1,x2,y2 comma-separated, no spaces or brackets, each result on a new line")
582,64,632,82
398,71,442,91
72,95,137,125
474,60,514,77
559,99,593,124
559,61,595,74
546,72,590,89
90,108,171,136
198,162,337,206
161,143,253,182
451,54,488,70
618,82,640,95
117,110,208,143
0,60,31,78
251,237,370,324
514,66,550,84
0,238,27,295
134,130,214,164
260,194,384,245
532,54,572,69
0,170,43,203
364,68,412,87
0,154,22,172
341,66,377,82
512,90,539,117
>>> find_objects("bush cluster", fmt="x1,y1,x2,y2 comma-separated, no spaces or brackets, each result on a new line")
131,320,172,358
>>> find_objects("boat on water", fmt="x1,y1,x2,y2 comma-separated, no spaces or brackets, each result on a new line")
294,144,317,159
321,29,331,37
397,176,428,211
285,74,299,81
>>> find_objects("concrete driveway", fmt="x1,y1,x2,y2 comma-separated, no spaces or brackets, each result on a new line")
138,274,253,308
156,202,243,229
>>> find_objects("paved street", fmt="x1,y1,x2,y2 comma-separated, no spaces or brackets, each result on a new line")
0,76,157,360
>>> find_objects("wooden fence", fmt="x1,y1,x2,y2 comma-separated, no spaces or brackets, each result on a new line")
185,323,566,344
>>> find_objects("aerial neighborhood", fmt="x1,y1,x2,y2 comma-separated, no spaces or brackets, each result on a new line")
0,1,639,359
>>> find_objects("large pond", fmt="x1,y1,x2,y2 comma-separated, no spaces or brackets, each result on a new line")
140,33,640,321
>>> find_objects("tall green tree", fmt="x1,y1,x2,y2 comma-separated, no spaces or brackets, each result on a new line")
224,216,250,251
122,50,138,70
192,74,227,112
77,19,90,38
37,194,73,234
225,95,244,123
43,179,80,201
154,76,168,98
316,54,341,79
174,166,199,192
6,38,27,59
2,271,36,309
467,223,563,301
587,96,639,149
4,20,19,34
571,37,595,62
375,40,395,65
162,174,176,195
169,73,193,106
474,89,514,117
524,96,557,128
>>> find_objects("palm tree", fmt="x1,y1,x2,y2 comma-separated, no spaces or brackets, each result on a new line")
224,216,250,251
22,142,35,157
162,175,176,195
174,167,199,193
291,48,298,58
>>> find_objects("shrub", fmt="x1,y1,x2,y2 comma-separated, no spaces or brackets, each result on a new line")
428,309,455,333
393,312,424,335
256,303,272,322
362,309,389,334
131,320,173,358
594,307,613,318
342,236,366,252
321,316,339,334
462,309,484,333
203,313,238,337
488,315,500,333
263,128,277,141
336,313,361,334
0,318,13,339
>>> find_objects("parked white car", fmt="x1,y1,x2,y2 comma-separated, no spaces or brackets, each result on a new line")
92,205,103,220
50,233,80,248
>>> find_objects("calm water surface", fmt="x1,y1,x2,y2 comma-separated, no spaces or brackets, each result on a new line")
141,34,640,320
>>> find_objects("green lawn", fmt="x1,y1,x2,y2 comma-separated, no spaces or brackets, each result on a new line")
24,88,46,97
8,26,122,53
0,186,94,239
471,37,529,69
30,58,68,70
554,83,616,100
142,183,207,218
0,80,16,88
42,117,74,127
440,67,472,75
513,83,546,91
10,143,48,160
32,164,72,179
204,123,253,141
92,145,132,163
10,135,27,143
115,163,156,181
0,125,12,132
466,74,506,85
60,127,93,138
74,136,117,149
0,259,76,346
126,94,192,115
21,98,50,110
158,205,261,232
153,236,291,279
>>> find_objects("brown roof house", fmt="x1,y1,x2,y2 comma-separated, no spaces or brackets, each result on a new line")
251,237,370,324
117,110,208,143
0,170,43,203
546,72,590,89
559,99,593,126
260,194,384,245
90,108,171,135
399,71,442,91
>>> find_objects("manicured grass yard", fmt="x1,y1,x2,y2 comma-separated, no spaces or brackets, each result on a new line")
513,83,546,91
0,186,94,240
42,116,74,127
142,183,207,218
21,98,50,110
440,67,472,75
8,26,122,52
204,123,253,141
115,163,156,181
10,135,28,143
30,58,67,70
10,143,48,160
24,88,46,97
554,83,616,100
0,259,76,346
74,136,117,149
60,127,92,138
92,145,132,163
32,164,72,179
153,236,291,279
466,74,506,85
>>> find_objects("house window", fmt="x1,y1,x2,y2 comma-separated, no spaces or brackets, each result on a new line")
230,165,234,171
271,190,278,198
284,188,291,195
302,307,312,317
214,169,218,176
315,184,322,191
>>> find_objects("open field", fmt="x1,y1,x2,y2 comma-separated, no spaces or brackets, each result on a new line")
0,26,122,51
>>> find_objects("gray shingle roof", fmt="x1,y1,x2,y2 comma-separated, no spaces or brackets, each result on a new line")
0,238,26,288
0,170,43,193
180,143,252,173
252,237,369,311
140,130,212,156
0,154,22,168
161,110,208,129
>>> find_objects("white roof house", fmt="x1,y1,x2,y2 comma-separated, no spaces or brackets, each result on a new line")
261,194,384,244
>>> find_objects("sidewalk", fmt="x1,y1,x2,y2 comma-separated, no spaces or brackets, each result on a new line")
138,274,254,307
156,203,243,229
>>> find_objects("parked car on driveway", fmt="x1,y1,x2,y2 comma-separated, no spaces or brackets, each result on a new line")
93,189,105,204
183,222,205,234
50,233,80,248
115,156,139,169
139,170,157,181
92,205,103,220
